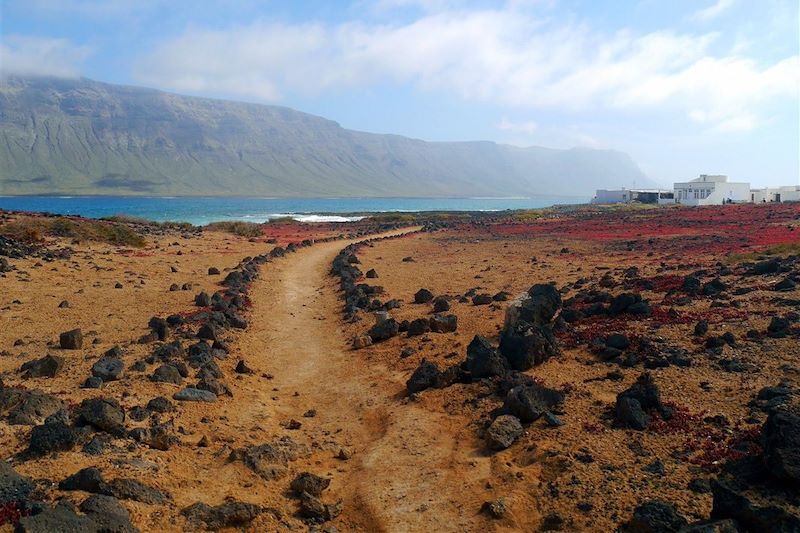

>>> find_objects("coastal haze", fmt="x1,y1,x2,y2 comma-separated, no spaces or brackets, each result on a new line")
0,76,650,198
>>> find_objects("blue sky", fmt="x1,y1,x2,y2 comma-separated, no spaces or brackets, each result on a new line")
2,0,798,188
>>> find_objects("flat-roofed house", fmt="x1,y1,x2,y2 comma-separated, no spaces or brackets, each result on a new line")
673,175,750,206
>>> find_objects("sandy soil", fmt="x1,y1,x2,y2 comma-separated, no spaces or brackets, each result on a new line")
0,204,798,532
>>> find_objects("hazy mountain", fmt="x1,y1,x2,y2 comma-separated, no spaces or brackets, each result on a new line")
0,76,653,197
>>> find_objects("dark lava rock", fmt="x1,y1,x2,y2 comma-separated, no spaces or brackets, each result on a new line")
91,356,124,381
59,328,83,349
235,360,254,374
21,355,64,378
406,359,441,393
615,372,671,430
493,291,511,302
195,292,211,307
182,501,262,531
208,267,220,275
751,258,781,275
130,423,178,451
472,293,493,305
618,500,689,532
76,397,126,436
486,414,523,450
16,500,98,533
291,472,331,497
606,333,631,350
524,284,562,324
683,275,702,295
774,278,797,292
503,383,564,423
0,461,34,504
197,323,218,341
695,320,710,336
429,313,457,333
173,388,217,402
407,318,431,337
414,288,434,303
230,437,310,481
466,336,508,379
710,478,800,532
2,388,65,425
151,364,183,385
79,494,138,533
106,478,169,504
432,297,450,313
762,405,800,484
299,492,342,522
499,322,559,371
146,396,175,413
28,421,78,456
59,467,108,493
703,278,728,296
367,318,399,342
366,269,378,278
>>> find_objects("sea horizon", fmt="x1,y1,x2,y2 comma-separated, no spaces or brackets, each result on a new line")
0,194,590,226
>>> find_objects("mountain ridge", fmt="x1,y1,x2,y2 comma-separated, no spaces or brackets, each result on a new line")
0,75,654,197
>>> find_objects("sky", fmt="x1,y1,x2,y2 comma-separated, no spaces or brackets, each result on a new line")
1,0,798,188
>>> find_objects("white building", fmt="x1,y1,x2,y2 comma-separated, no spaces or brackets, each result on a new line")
592,188,674,205
750,185,800,203
673,175,751,206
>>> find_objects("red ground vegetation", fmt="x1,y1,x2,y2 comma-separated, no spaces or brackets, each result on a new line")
482,204,800,255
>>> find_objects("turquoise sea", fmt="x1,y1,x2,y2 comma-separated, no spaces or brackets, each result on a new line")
0,195,589,226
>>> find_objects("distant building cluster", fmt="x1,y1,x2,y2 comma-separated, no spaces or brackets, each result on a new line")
593,174,800,206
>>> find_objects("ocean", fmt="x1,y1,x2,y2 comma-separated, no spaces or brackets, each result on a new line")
0,195,589,226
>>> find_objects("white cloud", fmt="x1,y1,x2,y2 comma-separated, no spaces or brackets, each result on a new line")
690,0,735,22
0,35,91,78
135,6,799,133
497,117,538,135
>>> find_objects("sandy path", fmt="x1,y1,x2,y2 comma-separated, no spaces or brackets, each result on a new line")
234,229,488,532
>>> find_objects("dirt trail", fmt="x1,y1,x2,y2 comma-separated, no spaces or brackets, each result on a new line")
235,229,488,532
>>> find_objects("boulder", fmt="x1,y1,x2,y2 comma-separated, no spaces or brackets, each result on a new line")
299,492,342,522
429,313,457,333
21,355,64,378
79,495,138,533
472,293,493,305
710,478,800,532
466,336,508,379
503,383,564,423
290,472,330,497
59,329,83,349
499,322,559,371
16,501,98,533
762,405,800,484
406,360,441,393
181,501,262,531
76,398,126,436
367,318,399,342
618,500,689,533
486,415,523,450
407,318,431,336
91,356,124,381
433,297,450,313
151,364,183,385
414,288,434,303
524,283,562,324
28,421,78,456
0,461,34,505
615,372,672,430
173,388,217,402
